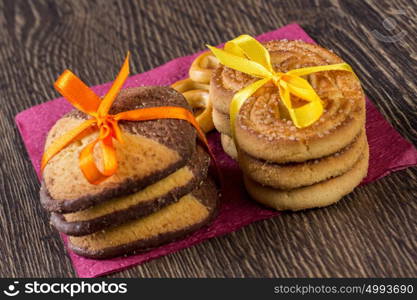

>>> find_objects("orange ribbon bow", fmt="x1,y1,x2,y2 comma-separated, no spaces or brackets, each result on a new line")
41,53,209,185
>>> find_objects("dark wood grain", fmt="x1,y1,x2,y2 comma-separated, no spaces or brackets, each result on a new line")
0,0,416,278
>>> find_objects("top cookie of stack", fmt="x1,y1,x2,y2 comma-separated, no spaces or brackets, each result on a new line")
210,40,368,211
40,86,219,259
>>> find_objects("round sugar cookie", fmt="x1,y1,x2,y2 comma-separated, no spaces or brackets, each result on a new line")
244,143,369,211
238,130,367,189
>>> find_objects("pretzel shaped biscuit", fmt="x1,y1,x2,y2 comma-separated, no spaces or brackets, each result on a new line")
189,51,219,83
171,78,214,133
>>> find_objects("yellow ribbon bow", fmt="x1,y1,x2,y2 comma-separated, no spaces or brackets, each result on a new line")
207,35,355,131
41,53,209,185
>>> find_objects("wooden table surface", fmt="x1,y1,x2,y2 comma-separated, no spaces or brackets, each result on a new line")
1,0,416,278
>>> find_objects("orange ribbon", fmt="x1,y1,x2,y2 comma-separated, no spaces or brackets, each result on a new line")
41,53,209,185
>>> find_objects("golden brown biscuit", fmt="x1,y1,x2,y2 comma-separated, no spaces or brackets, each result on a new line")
238,130,367,189
210,64,256,115
244,143,369,211
210,40,366,163
220,134,237,160
212,108,231,136
170,78,214,133
189,51,219,84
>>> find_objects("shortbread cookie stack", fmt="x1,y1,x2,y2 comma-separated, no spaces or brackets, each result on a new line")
211,40,369,210
40,86,219,258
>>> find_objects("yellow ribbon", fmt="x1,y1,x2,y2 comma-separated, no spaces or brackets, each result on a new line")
207,35,355,131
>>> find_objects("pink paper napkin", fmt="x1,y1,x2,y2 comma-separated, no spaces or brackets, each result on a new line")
15,24,417,277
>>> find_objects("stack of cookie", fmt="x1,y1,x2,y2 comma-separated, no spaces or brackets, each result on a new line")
40,86,219,258
210,40,369,210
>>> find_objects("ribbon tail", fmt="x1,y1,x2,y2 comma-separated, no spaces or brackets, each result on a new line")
286,63,354,77
279,78,323,128
224,35,273,71
98,52,130,117
229,78,271,137
79,139,109,184
284,75,322,103
207,45,272,78
109,119,124,143
41,119,96,170
100,135,118,177
79,136,119,185
79,121,119,183
278,82,292,109
54,70,101,116
289,99,323,128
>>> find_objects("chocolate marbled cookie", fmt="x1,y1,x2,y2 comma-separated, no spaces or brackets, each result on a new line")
40,86,197,213
50,146,210,236
69,177,219,259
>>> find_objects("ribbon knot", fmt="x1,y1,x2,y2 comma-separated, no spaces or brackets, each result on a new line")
207,35,355,131
271,73,279,83
41,53,209,185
